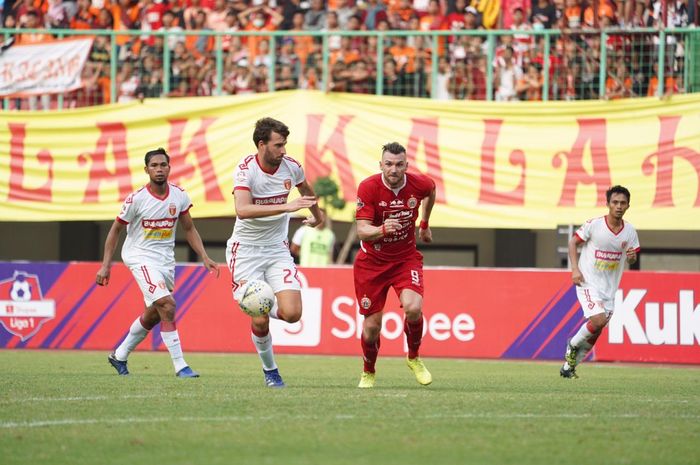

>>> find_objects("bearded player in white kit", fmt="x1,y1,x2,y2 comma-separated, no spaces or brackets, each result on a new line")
97,148,220,378
226,117,323,388
560,185,640,379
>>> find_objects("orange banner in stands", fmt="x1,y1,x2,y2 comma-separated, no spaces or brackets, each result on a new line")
0,90,699,229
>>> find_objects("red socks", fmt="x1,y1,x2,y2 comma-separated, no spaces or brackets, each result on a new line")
404,317,424,359
361,335,380,373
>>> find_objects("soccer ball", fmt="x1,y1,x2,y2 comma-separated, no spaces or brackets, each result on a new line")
238,280,275,317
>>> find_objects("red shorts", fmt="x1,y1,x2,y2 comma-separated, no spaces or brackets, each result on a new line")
353,250,424,316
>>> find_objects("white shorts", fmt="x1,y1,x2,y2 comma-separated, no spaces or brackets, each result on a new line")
576,286,614,319
129,265,174,307
226,241,301,301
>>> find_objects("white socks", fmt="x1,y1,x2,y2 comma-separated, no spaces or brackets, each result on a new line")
570,322,594,348
161,329,188,373
251,331,277,371
114,317,149,361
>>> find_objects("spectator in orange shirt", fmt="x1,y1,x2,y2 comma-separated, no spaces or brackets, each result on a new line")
583,0,616,27
606,61,634,99
330,36,361,66
238,4,282,63
111,0,141,50
17,10,53,43
71,0,101,29
388,35,416,74
564,0,582,28
516,63,544,100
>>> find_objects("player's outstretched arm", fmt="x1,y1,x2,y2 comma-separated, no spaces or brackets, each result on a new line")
180,212,220,278
96,220,125,286
234,189,317,219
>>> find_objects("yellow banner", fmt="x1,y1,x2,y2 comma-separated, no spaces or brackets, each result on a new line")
1,91,699,230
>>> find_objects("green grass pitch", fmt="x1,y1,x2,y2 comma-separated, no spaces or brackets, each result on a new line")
1,350,698,465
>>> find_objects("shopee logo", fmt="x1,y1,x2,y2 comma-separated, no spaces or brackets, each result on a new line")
331,296,476,342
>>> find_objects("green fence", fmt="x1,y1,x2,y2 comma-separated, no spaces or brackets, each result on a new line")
1,27,697,109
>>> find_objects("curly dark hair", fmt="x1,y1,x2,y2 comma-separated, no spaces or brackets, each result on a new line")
253,117,290,147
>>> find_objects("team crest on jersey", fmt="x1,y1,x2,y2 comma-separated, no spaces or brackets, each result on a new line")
284,179,292,190
168,203,177,216
360,296,371,310
407,196,417,209
0,271,55,341
621,241,628,250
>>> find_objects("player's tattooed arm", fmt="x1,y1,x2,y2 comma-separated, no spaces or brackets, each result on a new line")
356,218,401,241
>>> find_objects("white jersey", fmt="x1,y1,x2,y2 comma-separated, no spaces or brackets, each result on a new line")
228,154,305,246
117,183,193,268
575,216,640,301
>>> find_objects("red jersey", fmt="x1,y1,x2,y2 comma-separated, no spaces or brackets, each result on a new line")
356,172,435,261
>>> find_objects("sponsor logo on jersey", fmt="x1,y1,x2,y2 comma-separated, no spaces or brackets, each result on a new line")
595,250,622,261
142,218,176,229
356,197,364,209
390,199,404,207
168,203,177,216
386,210,413,221
284,179,292,190
236,170,247,183
0,271,56,341
407,196,417,208
379,201,387,207
253,194,289,205
144,229,174,240
142,217,176,241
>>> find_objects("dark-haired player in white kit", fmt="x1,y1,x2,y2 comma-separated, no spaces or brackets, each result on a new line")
97,148,220,377
226,117,323,388
561,185,640,378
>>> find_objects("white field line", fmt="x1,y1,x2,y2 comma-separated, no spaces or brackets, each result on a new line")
0,393,197,404
2,413,700,429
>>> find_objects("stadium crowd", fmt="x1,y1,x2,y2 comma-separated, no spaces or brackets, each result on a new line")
1,0,697,108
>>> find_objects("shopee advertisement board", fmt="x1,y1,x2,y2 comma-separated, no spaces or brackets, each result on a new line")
0,262,697,364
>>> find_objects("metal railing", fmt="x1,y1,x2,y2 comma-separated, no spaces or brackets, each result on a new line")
1,26,697,109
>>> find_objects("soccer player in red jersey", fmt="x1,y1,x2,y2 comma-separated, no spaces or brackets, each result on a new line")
353,142,436,388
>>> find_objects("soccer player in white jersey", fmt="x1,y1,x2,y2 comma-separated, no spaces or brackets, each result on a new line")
560,185,640,379
226,117,323,388
96,148,219,378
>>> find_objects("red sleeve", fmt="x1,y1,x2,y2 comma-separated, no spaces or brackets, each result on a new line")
116,216,128,225
355,179,375,221
179,204,192,216
573,232,585,243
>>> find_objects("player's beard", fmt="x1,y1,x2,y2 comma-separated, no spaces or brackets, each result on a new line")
264,148,283,167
